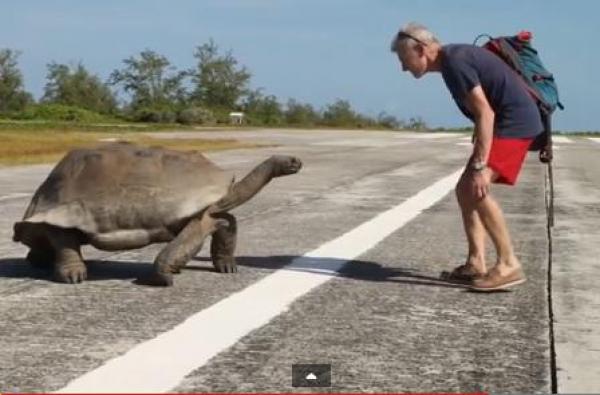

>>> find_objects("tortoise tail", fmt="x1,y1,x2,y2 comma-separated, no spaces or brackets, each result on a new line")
13,222,24,242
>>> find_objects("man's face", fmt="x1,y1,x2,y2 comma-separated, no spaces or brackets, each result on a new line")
396,45,427,79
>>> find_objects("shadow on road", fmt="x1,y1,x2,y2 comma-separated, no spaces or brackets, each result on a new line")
0,258,154,281
193,255,466,289
0,255,465,289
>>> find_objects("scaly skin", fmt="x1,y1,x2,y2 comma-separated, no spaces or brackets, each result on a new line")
48,230,87,284
137,209,226,286
211,213,238,273
216,156,302,212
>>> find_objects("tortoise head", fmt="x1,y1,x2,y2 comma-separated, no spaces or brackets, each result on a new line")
270,155,302,177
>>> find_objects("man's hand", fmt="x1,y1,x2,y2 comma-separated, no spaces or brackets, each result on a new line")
468,169,491,200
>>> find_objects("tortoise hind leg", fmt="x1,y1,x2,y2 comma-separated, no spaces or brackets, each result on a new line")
16,223,55,269
26,238,55,270
23,230,56,269
211,213,237,273
47,229,87,284
140,209,224,286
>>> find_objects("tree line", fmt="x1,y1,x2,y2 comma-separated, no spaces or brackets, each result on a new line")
0,41,428,129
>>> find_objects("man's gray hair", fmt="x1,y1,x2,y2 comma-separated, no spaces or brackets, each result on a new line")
391,22,441,52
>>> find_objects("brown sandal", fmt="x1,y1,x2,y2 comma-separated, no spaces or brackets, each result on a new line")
470,267,526,292
440,264,486,283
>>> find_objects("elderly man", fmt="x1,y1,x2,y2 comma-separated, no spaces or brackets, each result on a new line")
390,23,543,291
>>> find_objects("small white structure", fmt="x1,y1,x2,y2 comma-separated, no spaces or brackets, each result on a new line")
229,112,245,125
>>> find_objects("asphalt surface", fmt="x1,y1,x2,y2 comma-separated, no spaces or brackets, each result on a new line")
0,129,597,393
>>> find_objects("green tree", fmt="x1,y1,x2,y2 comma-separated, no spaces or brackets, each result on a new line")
191,39,251,110
285,99,320,126
354,113,378,128
42,62,117,114
407,116,428,131
109,49,187,112
242,89,283,125
376,111,402,129
0,49,33,114
322,99,358,127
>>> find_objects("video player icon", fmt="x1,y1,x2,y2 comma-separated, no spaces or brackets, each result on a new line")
292,364,331,387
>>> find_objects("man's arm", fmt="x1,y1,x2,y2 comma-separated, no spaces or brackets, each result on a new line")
464,85,495,166
463,85,495,200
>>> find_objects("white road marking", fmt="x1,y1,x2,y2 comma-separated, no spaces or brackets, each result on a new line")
0,192,32,202
456,142,472,147
553,136,574,144
588,137,600,144
56,168,463,394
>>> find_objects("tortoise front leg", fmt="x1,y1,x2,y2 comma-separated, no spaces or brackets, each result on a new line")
210,213,237,273
48,229,87,284
140,210,223,286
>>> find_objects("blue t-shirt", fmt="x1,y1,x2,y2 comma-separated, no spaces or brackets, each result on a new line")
441,44,543,139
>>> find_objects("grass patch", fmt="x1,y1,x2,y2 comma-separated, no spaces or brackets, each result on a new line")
0,119,188,133
0,128,265,167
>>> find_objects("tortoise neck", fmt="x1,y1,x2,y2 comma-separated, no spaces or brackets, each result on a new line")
216,158,274,211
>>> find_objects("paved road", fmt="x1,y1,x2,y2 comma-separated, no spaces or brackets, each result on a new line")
0,129,597,393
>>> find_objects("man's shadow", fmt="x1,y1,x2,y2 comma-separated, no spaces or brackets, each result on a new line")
192,255,466,289
0,255,465,289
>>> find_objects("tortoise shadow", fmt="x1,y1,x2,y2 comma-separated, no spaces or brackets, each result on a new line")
0,258,155,282
0,255,465,289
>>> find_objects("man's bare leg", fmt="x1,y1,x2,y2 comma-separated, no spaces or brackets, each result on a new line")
474,192,522,276
462,167,526,290
456,168,523,276
456,178,488,275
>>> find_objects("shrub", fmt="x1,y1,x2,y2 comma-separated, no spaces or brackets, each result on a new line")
14,103,110,122
132,107,177,123
177,106,216,125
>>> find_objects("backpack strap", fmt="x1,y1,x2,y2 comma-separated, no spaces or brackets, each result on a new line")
473,34,494,46
539,112,553,163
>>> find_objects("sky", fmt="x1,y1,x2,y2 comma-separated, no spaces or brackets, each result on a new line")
1,0,598,131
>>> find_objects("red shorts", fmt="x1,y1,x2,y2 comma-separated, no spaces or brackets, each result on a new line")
487,136,534,185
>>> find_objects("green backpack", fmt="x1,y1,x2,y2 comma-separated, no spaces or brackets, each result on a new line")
475,31,564,163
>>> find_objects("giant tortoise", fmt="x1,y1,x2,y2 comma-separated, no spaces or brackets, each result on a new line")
13,142,302,286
